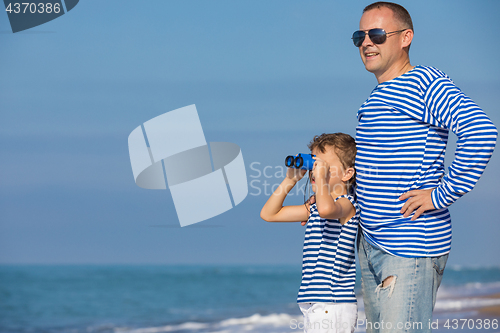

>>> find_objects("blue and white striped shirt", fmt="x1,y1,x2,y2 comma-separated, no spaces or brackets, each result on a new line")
297,195,359,303
356,65,497,258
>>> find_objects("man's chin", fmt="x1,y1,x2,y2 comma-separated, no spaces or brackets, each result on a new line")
364,63,379,74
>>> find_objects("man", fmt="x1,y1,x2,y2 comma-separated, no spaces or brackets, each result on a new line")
353,2,497,333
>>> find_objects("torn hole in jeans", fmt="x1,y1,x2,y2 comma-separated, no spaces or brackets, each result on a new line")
375,275,397,298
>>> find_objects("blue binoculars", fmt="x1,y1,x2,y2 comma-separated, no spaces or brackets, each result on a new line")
285,153,316,170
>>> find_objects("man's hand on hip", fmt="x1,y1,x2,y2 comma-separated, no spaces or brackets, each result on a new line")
399,189,436,221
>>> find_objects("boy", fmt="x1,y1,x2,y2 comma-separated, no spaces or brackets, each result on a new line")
260,133,359,333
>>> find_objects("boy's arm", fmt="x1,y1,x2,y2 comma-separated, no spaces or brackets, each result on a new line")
260,169,310,223
315,179,354,224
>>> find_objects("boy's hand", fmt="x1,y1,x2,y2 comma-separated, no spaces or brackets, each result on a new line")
313,158,330,181
286,167,307,182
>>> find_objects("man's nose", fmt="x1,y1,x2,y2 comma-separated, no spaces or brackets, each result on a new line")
361,33,373,47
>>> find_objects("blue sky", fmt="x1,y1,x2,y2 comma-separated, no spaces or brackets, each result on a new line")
1,0,499,266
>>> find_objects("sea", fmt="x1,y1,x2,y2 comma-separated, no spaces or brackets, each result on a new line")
1,265,499,333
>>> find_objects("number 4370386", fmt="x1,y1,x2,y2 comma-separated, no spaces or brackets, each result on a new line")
5,2,61,14
443,319,498,330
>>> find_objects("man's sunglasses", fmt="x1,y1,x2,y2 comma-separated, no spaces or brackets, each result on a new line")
352,28,407,47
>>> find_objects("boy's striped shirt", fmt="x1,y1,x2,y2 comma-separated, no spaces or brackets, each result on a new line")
297,195,359,303
356,65,497,257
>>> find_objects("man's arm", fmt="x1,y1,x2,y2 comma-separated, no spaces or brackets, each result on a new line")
400,77,498,220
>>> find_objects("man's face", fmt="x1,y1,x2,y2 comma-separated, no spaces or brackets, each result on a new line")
358,7,404,78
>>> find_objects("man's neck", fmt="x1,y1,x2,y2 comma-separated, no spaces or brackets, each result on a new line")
376,60,414,84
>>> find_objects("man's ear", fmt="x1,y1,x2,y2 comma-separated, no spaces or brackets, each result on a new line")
342,167,355,182
401,29,413,49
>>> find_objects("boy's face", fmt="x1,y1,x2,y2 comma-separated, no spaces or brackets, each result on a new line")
310,146,348,195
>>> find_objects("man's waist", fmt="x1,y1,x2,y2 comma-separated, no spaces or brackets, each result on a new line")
359,208,450,227
359,227,452,258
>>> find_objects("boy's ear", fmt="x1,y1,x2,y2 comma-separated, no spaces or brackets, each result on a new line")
342,167,355,182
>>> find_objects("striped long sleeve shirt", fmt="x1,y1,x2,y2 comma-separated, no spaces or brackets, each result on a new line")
355,65,497,257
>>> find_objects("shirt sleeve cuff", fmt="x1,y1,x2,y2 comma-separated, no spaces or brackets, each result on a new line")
431,187,447,210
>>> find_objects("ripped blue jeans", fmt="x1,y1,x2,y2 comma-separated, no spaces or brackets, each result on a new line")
357,232,448,333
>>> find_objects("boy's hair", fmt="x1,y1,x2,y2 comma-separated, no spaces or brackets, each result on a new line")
307,133,357,190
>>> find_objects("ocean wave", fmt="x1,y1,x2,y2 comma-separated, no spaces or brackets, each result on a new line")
447,264,500,271
438,281,500,298
114,313,302,333
435,297,500,311
115,322,210,333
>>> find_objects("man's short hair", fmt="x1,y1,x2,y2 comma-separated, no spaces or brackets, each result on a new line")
363,1,413,32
